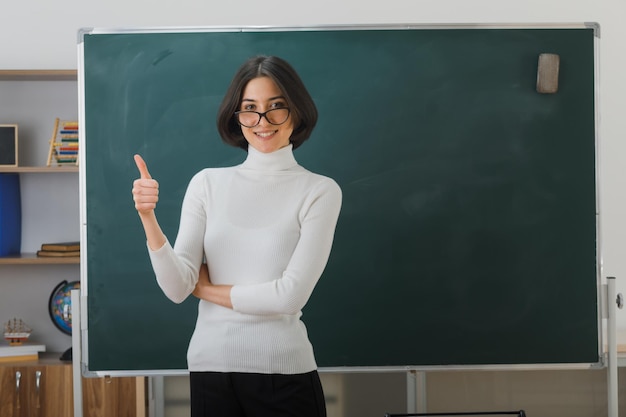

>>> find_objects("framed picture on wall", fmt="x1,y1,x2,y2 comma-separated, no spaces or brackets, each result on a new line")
0,124,18,167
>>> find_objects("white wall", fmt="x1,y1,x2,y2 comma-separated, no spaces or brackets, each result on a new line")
2,0,625,342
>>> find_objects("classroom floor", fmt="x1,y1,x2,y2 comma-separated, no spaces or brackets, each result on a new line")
160,368,626,417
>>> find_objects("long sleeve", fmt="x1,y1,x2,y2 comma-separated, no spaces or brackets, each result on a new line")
230,178,342,315
147,172,208,303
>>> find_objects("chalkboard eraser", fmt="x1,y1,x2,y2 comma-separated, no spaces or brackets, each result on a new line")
536,53,560,94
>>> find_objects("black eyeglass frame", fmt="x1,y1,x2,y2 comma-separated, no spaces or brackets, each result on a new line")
234,108,291,128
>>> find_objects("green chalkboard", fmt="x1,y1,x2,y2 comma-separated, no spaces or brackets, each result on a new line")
81,25,599,373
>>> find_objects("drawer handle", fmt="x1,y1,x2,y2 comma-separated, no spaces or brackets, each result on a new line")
35,370,42,408
15,370,21,409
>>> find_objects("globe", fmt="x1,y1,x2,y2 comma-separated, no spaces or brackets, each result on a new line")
48,280,80,335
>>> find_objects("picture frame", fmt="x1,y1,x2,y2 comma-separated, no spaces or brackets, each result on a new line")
0,124,18,167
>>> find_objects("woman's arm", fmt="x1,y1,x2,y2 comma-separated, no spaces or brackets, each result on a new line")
193,178,342,315
132,154,205,303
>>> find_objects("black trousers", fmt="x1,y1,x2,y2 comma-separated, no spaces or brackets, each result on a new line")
190,370,327,417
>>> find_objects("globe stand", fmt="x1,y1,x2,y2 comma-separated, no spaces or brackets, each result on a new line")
60,347,72,361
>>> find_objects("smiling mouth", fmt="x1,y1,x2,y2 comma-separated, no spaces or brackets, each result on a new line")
255,131,277,138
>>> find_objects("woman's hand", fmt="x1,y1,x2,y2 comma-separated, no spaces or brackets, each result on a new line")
132,154,166,251
193,263,212,298
132,154,159,214
193,263,234,309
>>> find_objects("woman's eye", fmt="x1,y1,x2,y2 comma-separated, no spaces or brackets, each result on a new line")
270,101,286,109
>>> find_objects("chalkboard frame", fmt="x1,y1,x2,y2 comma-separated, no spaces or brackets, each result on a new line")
77,23,602,376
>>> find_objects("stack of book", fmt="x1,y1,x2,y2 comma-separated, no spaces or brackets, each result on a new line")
0,343,46,363
36,241,80,257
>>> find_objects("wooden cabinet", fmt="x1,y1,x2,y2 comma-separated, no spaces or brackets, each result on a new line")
0,356,146,417
83,375,145,417
0,360,72,417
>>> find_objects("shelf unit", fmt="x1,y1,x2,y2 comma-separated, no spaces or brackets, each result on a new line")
0,69,79,265
0,70,147,417
0,166,79,265
0,166,78,173
0,253,79,265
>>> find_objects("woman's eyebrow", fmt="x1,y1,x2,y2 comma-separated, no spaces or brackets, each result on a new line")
241,95,285,103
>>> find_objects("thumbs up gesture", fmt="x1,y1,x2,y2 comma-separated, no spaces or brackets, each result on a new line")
132,154,159,214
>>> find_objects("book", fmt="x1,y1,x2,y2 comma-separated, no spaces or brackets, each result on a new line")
37,250,80,257
0,343,46,363
40,241,80,251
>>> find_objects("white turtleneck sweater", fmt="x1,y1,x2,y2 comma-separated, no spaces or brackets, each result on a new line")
147,144,342,374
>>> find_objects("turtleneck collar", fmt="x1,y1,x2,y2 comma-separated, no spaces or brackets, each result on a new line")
241,144,299,171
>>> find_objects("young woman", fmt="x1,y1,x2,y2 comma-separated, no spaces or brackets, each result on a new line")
132,55,342,417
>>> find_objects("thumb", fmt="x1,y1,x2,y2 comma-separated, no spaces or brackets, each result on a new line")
134,154,152,179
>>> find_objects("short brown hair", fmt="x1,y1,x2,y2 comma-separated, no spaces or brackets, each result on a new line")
217,56,318,150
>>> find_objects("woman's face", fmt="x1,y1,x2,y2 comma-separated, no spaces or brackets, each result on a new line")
238,76,294,153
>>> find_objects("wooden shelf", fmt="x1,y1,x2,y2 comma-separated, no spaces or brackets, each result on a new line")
0,253,79,265
0,70,77,81
0,166,78,173
0,166,79,265
0,166,79,266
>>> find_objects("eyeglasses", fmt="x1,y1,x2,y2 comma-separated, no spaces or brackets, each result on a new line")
234,108,291,128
